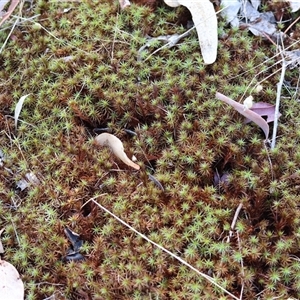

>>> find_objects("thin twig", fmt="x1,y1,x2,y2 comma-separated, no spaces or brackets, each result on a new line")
271,49,286,149
284,14,300,35
82,196,240,300
236,231,244,300
0,17,19,54
11,219,20,246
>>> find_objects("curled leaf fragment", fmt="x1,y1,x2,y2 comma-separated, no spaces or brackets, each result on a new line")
164,0,218,64
95,133,140,170
14,94,30,131
216,92,269,139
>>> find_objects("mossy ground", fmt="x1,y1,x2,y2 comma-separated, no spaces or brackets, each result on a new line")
0,0,300,299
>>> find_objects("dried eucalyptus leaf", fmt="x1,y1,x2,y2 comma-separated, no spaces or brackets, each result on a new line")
216,92,269,139
95,133,140,170
249,102,281,123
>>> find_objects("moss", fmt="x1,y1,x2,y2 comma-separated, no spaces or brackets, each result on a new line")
0,0,300,299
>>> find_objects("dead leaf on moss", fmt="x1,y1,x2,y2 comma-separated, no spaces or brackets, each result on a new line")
0,259,24,300
246,102,281,123
95,133,140,170
221,0,282,39
14,94,30,131
216,92,269,139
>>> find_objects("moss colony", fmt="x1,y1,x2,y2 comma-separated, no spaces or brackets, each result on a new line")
0,0,300,299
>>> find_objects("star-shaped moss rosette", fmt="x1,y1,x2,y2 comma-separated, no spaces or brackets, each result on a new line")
164,0,218,64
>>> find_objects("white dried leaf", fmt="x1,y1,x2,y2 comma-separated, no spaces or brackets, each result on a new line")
14,94,30,131
95,133,140,170
0,260,24,300
164,0,218,64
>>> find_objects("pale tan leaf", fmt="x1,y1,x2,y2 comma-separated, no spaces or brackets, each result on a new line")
0,260,24,300
95,133,140,170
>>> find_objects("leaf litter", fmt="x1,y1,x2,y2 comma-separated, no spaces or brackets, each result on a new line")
95,133,140,170
220,0,298,39
216,92,271,140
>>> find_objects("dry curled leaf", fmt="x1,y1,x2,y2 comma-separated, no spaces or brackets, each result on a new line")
247,102,281,123
0,259,24,300
216,92,269,139
95,133,140,170
14,94,30,131
164,0,218,64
